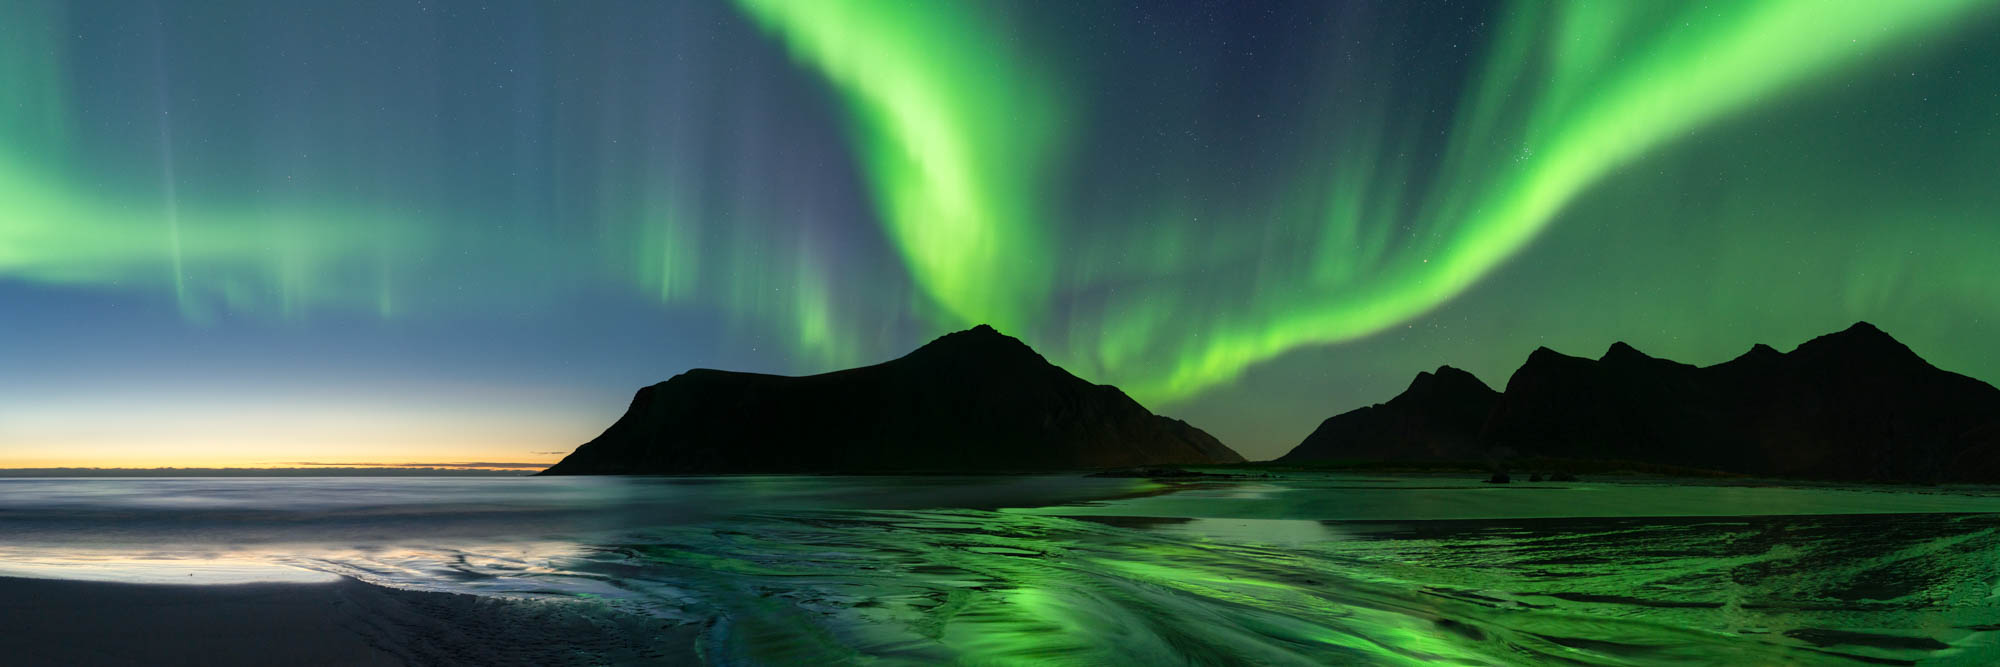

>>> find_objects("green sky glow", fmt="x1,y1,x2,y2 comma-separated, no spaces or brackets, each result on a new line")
732,0,1064,335
0,4,419,322
733,0,1994,400
4,0,1997,462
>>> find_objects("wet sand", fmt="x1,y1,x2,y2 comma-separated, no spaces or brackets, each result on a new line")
0,576,698,666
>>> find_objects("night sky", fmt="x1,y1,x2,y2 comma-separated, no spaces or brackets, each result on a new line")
4,0,1998,467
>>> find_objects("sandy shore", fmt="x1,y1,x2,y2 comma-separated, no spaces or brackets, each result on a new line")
0,576,700,666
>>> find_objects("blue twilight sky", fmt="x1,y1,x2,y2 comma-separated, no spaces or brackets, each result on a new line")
3,0,1998,466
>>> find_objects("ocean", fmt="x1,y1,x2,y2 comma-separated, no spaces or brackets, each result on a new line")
5,474,2000,664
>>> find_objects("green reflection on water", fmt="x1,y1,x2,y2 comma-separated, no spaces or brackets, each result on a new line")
14,476,2000,663
584,500,2000,665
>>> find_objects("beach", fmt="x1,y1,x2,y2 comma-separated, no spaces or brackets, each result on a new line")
0,576,696,666
8,475,2000,663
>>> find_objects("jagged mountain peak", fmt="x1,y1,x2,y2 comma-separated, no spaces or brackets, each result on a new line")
1600,341,1647,363
905,324,1043,362
1282,322,2000,482
1525,346,1577,364
1406,365,1495,398
1791,321,1924,365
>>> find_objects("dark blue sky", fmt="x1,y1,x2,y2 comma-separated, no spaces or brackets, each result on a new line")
3,0,1997,465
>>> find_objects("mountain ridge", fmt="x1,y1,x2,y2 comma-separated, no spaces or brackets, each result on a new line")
1280,323,2000,482
540,325,1244,474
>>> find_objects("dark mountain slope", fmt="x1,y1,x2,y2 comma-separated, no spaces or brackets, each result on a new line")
1278,366,1498,463
540,325,1244,474
1282,323,2000,482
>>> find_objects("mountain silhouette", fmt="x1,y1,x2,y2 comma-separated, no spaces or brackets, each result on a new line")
1280,323,2000,482
1282,366,1499,462
540,325,1244,474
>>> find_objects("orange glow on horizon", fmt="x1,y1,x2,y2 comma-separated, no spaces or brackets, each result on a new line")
0,390,598,470
0,453,563,471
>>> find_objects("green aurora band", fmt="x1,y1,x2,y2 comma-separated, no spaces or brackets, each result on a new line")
3,0,1997,420
0,2,419,321
734,0,1996,400
731,0,1064,335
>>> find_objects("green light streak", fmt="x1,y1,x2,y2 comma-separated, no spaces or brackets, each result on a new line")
6,0,1996,416
0,153,422,319
0,1,424,321
1102,0,1993,400
729,0,1063,334
722,0,1992,401
603,179,870,368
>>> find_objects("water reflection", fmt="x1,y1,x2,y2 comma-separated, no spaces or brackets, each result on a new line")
6,475,2000,663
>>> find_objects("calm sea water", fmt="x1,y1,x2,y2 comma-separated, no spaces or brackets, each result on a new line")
6,474,2000,665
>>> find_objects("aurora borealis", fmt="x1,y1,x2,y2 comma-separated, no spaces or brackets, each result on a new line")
4,0,1999,466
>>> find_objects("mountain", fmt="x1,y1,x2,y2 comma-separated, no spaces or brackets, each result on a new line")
539,325,1244,474
1279,366,1499,463
1280,323,2000,482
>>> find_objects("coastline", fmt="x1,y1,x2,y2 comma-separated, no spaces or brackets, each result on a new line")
5,476,2000,664
0,576,697,666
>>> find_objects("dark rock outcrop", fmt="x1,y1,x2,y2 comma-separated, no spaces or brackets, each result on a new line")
540,325,1244,474
1280,323,2000,483
1278,366,1499,463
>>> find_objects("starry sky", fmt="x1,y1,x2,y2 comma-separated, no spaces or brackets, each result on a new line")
4,0,1998,467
